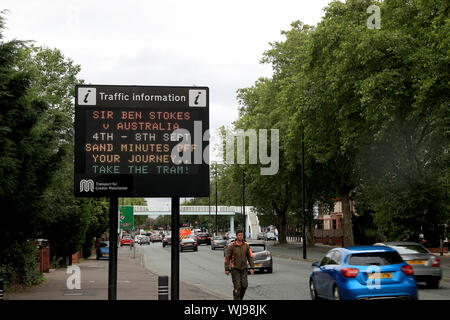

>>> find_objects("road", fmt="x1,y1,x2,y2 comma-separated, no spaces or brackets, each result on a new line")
138,242,450,300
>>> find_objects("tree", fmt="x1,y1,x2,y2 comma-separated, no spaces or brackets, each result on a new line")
260,21,337,246
348,0,450,244
235,78,298,244
234,0,449,248
0,12,68,285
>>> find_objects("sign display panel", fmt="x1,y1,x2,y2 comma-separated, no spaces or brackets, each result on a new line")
74,85,209,197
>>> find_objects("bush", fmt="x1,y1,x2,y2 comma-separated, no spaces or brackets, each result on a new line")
0,241,44,290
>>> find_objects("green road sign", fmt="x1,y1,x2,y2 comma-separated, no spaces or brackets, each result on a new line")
119,206,134,230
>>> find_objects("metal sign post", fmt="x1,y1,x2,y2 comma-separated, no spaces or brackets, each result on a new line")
108,197,118,300
171,197,180,300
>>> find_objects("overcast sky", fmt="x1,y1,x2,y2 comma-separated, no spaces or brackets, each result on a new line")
2,0,332,207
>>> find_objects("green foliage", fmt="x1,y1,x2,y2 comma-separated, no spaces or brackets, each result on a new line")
0,241,44,290
0,13,110,286
201,0,449,246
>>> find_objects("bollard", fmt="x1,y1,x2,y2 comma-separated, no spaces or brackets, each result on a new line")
158,276,169,300
0,278,3,300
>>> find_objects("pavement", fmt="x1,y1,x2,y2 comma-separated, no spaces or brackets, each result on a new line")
4,241,450,300
4,246,222,300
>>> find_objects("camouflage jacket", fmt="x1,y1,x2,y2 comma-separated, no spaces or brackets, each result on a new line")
224,240,255,271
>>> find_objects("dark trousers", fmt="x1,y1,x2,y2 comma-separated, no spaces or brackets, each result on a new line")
231,268,248,300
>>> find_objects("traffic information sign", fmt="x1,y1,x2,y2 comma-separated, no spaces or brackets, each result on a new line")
74,85,210,197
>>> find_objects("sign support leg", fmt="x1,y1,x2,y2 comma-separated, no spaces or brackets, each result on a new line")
108,196,118,300
171,197,180,300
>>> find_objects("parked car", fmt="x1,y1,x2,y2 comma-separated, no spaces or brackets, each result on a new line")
120,236,134,247
374,242,442,288
249,243,273,273
309,246,418,300
264,232,277,241
211,236,228,250
96,241,109,260
257,232,266,240
226,231,236,238
196,233,212,245
180,238,198,252
162,236,172,247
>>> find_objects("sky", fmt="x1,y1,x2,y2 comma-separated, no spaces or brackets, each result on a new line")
2,0,332,207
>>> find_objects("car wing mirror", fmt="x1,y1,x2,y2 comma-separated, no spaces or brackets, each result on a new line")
312,262,319,268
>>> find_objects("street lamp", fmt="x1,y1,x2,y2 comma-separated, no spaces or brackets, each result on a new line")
301,131,306,259
241,136,246,241
242,167,246,241
215,163,218,236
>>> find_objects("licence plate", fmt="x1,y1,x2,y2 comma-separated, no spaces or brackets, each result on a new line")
103,254,109,257
368,273,392,279
407,260,426,265
254,263,262,267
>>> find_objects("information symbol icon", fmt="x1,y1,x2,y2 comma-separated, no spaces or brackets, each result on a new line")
78,87,97,105
189,89,206,107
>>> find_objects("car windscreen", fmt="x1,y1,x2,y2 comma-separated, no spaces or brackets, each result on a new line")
250,245,266,253
100,242,109,247
348,252,404,266
388,244,430,254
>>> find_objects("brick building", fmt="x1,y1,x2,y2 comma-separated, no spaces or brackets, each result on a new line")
314,198,356,245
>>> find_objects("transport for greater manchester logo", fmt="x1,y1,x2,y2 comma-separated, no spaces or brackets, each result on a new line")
80,179,94,192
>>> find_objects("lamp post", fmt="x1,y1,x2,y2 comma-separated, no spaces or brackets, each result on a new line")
302,131,307,260
215,163,218,236
241,136,246,240
242,168,246,241
208,183,211,233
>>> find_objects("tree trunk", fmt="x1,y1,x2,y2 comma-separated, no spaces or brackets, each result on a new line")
307,219,315,247
276,208,288,244
306,201,315,246
341,192,355,247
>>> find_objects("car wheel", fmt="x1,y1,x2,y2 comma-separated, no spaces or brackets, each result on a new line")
266,267,273,274
96,255,100,260
212,246,215,250
427,278,440,289
333,284,341,300
310,279,318,300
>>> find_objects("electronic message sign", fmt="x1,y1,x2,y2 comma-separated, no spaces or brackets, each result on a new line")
74,85,209,197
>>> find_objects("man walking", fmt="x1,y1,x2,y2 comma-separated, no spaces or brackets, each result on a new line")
224,230,255,300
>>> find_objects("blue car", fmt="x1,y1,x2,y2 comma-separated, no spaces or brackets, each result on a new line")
96,241,109,260
310,246,418,300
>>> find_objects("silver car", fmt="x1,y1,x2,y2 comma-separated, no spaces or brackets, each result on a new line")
374,242,442,288
249,243,273,273
211,236,227,250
